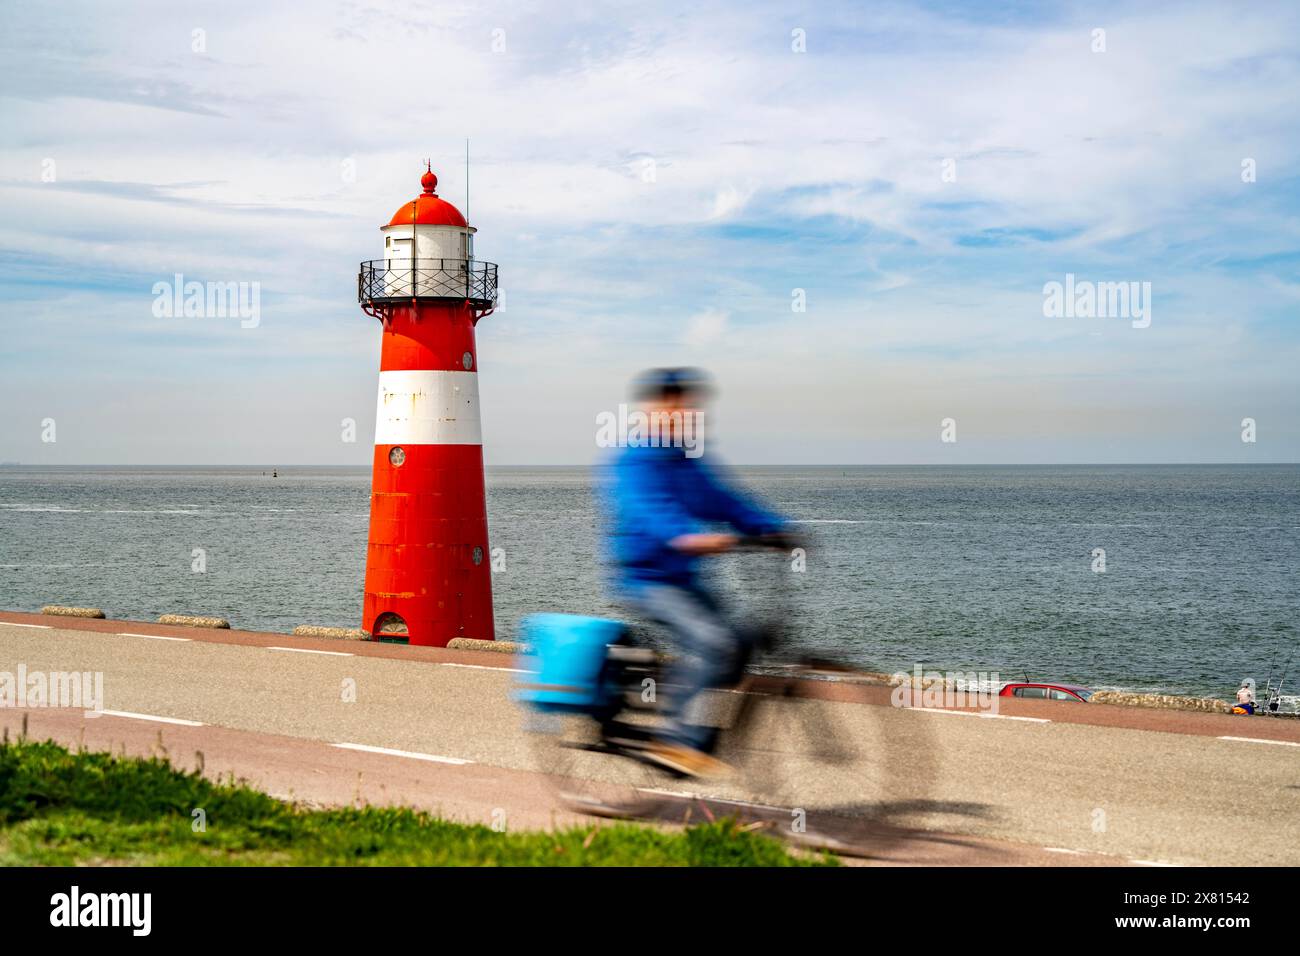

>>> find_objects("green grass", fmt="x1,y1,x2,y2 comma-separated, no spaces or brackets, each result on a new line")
0,739,833,866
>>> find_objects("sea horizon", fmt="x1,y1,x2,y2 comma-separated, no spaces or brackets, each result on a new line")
3,463,1296,702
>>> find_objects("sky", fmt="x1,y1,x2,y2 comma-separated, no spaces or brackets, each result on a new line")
1,0,1298,465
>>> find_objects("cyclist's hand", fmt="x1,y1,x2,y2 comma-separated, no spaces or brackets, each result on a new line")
760,530,805,551
669,532,739,555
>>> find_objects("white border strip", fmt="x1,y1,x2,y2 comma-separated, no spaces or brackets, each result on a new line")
375,369,482,446
118,632,191,642
5,622,52,629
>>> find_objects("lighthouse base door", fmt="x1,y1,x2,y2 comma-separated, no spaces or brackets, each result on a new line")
371,611,409,645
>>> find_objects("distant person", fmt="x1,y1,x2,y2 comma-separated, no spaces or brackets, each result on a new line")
1233,679,1256,715
603,367,794,777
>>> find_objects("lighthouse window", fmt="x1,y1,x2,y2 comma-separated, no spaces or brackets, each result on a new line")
389,446,406,467
385,236,391,248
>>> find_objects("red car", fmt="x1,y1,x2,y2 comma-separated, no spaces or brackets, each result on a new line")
998,682,1092,702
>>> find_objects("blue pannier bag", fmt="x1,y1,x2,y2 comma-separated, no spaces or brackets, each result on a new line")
515,613,628,716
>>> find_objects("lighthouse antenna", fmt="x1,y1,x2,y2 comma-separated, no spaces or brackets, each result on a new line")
465,139,470,224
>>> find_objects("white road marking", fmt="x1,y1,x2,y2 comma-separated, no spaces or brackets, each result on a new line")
267,646,353,657
1217,735,1300,748
100,710,204,727
909,707,1050,724
331,742,472,765
117,632,191,642
439,662,528,674
1131,859,1182,867
4,622,53,629
1044,847,1085,855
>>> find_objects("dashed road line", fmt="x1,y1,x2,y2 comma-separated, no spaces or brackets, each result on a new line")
331,742,472,765
99,710,204,727
1217,735,1300,748
4,622,52,629
118,632,191,642
267,646,353,657
439,662,528,674
909,707,1051,724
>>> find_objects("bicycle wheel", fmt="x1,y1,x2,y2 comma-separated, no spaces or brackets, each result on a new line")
696,663,938,857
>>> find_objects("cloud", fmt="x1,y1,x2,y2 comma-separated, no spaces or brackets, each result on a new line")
682,308,729,346
708,183,756,220
0,0,1298,463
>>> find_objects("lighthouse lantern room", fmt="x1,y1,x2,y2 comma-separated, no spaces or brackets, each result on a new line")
357,164,498,646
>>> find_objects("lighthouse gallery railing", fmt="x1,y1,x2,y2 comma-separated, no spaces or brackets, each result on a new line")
358,258,497,308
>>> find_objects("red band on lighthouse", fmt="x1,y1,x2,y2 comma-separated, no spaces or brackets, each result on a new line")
357,167,498,646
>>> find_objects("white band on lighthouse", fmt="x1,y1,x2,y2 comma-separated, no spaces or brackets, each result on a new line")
374,369,482,446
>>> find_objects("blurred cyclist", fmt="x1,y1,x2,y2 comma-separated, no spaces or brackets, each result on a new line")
604,367,793,777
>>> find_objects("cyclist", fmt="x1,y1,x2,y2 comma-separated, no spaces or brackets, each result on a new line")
604,367,794,777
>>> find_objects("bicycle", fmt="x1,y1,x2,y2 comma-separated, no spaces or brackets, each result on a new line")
515,538,931,856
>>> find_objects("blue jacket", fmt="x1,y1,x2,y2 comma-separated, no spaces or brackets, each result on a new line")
604,444,788,592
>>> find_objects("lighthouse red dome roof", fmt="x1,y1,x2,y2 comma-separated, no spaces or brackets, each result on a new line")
386,164,468,228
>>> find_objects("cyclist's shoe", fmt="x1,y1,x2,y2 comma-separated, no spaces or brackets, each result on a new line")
643,741,735,779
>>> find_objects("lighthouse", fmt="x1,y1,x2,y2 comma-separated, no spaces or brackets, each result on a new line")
357,164,497,646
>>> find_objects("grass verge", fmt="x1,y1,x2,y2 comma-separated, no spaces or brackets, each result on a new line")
0,739,834,866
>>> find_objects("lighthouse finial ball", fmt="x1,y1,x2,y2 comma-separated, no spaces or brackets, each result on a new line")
420,163,437,195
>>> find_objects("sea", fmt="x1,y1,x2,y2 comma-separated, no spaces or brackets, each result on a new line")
1,464,1296,700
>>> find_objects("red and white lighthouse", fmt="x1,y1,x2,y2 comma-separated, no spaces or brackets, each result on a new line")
357,164,497,646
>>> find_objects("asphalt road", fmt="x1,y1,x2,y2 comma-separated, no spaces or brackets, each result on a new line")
2,612,1297,865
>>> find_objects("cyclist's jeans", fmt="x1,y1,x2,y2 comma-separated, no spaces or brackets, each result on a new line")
623,582,748,751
